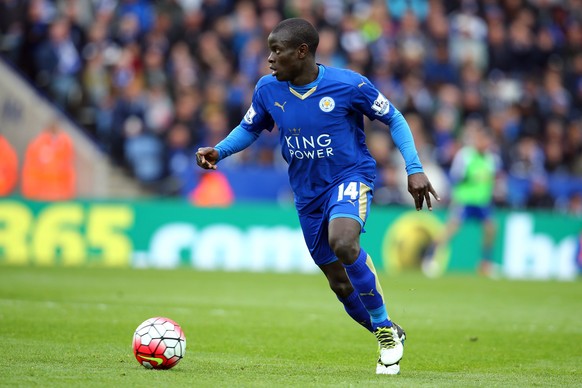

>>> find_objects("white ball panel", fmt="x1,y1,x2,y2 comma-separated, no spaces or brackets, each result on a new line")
163,338,178,348
163,330,180,340
140,333,152,346
148,326,163,338
164,347,175,358
151,324,166,337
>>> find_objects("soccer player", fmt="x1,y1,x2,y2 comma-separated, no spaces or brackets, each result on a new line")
196,18,439,375
425,119,500,277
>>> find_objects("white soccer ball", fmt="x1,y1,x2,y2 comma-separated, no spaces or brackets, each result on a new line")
132,317,186,369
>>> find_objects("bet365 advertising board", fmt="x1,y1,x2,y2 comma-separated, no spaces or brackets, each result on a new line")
0,199,580,280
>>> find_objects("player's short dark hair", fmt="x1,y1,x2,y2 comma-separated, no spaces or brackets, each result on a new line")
272,18,319,56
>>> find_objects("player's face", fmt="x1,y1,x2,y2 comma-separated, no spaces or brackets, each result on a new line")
475,130,491,153
267,32,301,82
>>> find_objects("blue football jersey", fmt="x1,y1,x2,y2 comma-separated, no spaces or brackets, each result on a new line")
239,65,396,211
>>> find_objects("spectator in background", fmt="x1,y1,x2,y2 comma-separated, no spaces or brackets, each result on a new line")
373,163,407,206
0,0,27,64
525,175,555,210
166,40,198,94
387,0,429,22
116,0,155,39
58,0,87,50
164,122,198,197
199,104,229,148
110,80,147,165
21,119,76,201
542,117,567,175
19,0,54,79
81,29,112,106
486,10,512,74
33,16,82,111
172,88,203,145
538,67,572,119
509,136,546,180
0,133,18,196
144,80,174,137
448,0,488,71
431,106,459,171
367,129,407,206
316,27,346,68
506,8,537,76
564,118,582,175
423,41,458,90
123,115,165,185
566,52,582,109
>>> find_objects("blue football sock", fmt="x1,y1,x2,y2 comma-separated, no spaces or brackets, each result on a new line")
338,290,372,332
369,306,389,328
343,249,392,330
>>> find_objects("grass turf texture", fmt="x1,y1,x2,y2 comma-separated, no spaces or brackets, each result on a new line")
0,267,581,387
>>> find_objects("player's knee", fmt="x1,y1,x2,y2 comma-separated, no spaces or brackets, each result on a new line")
329,236,359,263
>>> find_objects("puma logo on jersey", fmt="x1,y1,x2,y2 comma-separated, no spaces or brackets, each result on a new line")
358,80,366,88
274,101,287,112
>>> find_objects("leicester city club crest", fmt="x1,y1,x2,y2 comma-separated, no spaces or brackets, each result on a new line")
319,97,335,112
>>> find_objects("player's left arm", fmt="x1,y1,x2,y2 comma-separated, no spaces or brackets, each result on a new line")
352,78,440,210
388,109,440,210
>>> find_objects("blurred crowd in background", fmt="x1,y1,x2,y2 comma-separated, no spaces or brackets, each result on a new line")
1,0,582,211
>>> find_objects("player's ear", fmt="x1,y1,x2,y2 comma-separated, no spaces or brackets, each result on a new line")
297,43,309,59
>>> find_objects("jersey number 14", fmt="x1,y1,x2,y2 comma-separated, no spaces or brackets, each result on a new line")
337,182,359,201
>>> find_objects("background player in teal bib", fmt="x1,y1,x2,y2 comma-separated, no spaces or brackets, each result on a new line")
196,18,440,375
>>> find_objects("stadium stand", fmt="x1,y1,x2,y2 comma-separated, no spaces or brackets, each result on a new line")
1,0,581,210
0,59,148,198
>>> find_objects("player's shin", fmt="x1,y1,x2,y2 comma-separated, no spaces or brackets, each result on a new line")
337,290,372,331
342,249,391,329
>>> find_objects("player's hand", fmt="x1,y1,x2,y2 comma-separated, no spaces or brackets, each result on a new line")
196,147,219,170
408,172,440,211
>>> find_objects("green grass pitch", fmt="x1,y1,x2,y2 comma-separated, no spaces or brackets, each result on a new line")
1,266,581,387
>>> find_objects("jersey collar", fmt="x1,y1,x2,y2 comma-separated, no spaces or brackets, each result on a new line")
288,64,325,100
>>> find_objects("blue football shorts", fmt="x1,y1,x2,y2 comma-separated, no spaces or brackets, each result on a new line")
452,204,493,222
297,180,373,267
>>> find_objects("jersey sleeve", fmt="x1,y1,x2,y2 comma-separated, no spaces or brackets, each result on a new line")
351,76,395,123
239,82,275,134
215,125,260,161
449,148,469,183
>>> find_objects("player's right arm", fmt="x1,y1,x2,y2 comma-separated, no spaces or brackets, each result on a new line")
196,125,260,170
195,147,219,170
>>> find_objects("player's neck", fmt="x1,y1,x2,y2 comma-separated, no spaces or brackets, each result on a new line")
290,63,320,86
